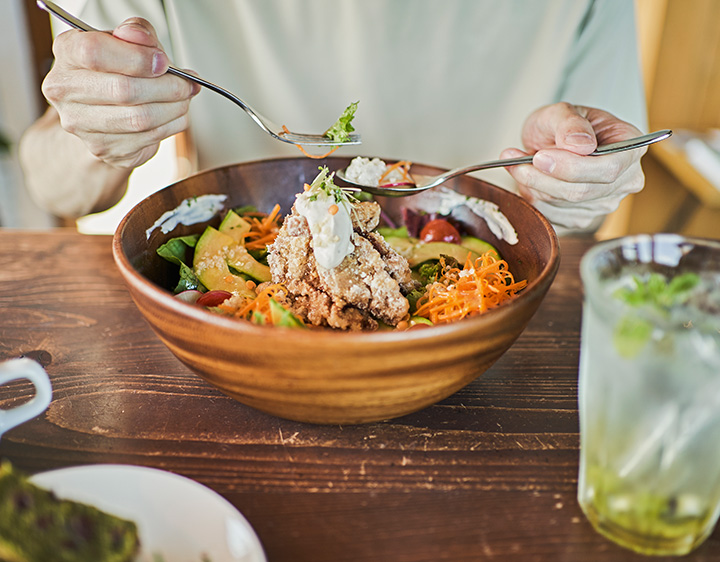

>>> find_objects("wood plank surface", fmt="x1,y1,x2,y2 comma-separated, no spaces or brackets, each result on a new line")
1,230,718,561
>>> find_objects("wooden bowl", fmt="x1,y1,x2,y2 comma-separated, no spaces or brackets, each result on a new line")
112,157,559,424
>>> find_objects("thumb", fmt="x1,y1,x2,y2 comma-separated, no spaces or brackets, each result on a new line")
113,17,162,48
522,102,597,156
112,17,169,76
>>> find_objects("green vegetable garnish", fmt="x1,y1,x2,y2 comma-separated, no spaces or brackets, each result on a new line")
416,261,442,285
324,101,359,143
306,166,358,207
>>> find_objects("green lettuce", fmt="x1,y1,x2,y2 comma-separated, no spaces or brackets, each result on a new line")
324,101,359,143
156,234,202,292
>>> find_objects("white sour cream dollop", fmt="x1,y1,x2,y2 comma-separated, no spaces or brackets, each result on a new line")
146,194,228,239
295,190,354,270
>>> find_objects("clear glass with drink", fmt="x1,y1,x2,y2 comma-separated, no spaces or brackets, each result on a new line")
578,234,720,556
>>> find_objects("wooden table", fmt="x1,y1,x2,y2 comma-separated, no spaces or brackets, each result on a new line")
1,230,718,561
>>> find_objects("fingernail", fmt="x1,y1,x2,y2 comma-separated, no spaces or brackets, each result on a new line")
534,153,555,173
566,132,595,147
152,52,167,76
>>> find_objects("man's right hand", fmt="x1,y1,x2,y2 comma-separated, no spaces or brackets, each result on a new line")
42,17,199,170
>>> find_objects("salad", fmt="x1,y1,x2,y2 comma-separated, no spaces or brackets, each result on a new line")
157,167,526,331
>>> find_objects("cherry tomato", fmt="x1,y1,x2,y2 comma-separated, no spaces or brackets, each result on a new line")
419,219,461,244
196,290,233,307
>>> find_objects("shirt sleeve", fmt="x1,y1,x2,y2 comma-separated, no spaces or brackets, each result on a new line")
553,0,648,132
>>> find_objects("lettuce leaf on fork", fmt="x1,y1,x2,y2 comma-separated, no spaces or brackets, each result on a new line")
324,101,359,143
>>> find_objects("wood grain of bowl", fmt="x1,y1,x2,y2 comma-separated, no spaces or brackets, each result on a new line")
112,157,560,424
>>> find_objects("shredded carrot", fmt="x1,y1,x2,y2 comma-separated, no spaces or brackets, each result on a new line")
379,160,413,185
414,252,527,324
240,203,282,250
296,144,340,159
216,283,300,326
282,125,340,159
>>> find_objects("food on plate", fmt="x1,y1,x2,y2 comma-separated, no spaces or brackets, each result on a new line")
0,460,140,562
157,167,526,330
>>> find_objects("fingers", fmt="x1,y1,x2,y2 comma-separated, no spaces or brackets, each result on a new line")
52,25,167,78
522,102,597,155
81,114,191,169
502,147,645,203
44,70,196,106
500,103,647,230
57,98,192,136
502,144,644,188
112,17,162,48
42,16,200,170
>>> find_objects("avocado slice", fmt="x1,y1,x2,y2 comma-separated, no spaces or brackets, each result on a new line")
227,244,271,283
218,209,252,243
383,235,500,267
409,241,478,267
382,236,416,260
460,236,500,260
193,227,269,296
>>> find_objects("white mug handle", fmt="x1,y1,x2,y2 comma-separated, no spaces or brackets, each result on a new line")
0,358,53,439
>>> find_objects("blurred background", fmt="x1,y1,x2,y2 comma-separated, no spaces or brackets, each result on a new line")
1,0,718,237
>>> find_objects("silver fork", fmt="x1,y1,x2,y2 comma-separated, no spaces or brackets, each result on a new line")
37,0,361,147
336,129,672,196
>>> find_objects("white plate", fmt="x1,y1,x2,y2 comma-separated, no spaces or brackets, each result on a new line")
30,464,266,562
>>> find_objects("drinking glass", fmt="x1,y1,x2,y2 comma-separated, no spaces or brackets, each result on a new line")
578,234,720,556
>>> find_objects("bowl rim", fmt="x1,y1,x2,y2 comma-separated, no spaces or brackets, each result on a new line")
112,157,561,342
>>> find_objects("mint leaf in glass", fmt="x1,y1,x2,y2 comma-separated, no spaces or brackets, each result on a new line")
612,272,700,357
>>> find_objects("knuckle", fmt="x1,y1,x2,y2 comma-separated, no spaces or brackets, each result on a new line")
127,106,154,132
84,137,110,160
56,111,78,135
108,74,136,104
603,158,624,181
564,184,591,204
627,169,646,194
41,73,64,103
171,79,194,101
75,35,104,70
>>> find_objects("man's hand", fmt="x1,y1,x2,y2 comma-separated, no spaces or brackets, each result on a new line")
500,103,646,231
42,17,199,170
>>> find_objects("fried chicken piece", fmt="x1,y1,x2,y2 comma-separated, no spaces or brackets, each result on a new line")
267,201,414,330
